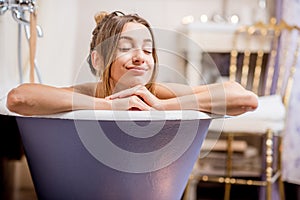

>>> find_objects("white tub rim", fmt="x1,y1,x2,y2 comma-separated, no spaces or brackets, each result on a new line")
14,110,221,121
0,95,223,121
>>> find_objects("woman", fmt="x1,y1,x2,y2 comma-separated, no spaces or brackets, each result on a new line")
6,11,258,116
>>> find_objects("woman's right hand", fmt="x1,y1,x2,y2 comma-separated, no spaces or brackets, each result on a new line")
106,95,153,111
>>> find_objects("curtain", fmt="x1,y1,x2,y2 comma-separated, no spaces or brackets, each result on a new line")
281,0,300,185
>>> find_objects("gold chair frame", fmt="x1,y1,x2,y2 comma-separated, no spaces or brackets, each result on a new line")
184,19,300,200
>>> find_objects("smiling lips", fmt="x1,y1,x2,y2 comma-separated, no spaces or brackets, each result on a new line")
125,66,147,72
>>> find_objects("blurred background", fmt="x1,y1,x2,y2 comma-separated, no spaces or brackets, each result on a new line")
0,0,275,90
1,0,300,200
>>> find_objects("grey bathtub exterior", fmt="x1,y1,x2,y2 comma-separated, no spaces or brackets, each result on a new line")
15,110,214,200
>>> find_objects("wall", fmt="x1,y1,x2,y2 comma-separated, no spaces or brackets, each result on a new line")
0,11,19,95
0,0,272,91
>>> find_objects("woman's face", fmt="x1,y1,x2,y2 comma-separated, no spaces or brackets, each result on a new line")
110,22,155,92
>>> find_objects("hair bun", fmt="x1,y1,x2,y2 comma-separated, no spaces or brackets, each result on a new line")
94,11,109,24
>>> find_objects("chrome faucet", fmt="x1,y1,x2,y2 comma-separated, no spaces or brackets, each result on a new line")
0,0,42,36
0,0,43,83
0,0,8,15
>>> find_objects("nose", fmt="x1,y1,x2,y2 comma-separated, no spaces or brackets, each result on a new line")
132,48,145,65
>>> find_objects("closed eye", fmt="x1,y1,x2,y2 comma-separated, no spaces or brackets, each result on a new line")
118,47,131,52
143,46,153,54
143,49,152,54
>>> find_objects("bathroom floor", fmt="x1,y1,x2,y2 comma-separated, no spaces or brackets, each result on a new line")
7,176,259,200
9,181,260,200
7,179,300,200
2,158,299,200
9,184,281,200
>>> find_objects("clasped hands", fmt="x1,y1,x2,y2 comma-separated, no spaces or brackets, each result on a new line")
105,85,163,111
105,81,258,116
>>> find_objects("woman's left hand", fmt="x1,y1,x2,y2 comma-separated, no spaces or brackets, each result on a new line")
106,85,164,110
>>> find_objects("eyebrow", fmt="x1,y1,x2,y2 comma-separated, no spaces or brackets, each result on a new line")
119,36,152,43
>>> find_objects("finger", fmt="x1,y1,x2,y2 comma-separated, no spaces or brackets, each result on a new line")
129,96,152,111
110,96,150,110
106,91,128,100
107,85,143,100
134,87,159,105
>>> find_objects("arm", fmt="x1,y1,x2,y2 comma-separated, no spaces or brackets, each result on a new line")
107,81,258,116
160,81,258,116
6,83,110,115
6,83,153,116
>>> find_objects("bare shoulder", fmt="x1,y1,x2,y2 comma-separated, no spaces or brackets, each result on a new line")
67,82,99,97
153,82,194,99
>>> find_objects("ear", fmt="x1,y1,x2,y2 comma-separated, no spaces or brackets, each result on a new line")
91,50,103,73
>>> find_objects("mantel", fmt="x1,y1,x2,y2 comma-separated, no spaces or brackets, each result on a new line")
178,22,271,86
184,22,239,32
178,22,240,52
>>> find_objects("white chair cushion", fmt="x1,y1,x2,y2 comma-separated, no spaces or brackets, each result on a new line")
209,95,286,134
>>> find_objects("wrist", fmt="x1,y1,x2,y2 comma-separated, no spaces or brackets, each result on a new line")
159,98,179,110
94,98,112,110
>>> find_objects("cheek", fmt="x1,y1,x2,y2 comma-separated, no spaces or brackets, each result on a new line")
114,52,132,67
147,57,155,71
149,57,155,65
110,55,129,80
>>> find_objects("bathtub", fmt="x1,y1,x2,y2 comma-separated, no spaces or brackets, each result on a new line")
3,107,217,200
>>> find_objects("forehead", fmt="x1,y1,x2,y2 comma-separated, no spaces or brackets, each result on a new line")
120,22,152,41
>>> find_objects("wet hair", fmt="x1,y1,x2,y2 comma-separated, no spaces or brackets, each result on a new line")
87,11,158,97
